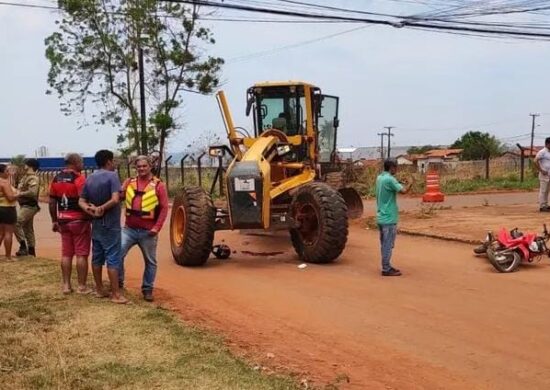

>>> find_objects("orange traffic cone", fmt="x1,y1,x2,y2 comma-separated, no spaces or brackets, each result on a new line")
422,171,444,202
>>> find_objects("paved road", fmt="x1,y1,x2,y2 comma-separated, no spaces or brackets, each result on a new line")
33,191,550,389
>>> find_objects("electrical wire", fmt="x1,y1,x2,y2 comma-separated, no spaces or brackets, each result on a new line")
227,25,368,63
159,0,550,40
4,0,550,41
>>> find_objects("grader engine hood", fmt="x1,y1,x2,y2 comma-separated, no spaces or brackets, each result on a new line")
226,161,266,229
225,136,274,230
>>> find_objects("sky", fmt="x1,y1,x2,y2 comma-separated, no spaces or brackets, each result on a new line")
1,0,550,158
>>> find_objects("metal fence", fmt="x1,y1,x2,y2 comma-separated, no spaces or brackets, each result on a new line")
30,153,227,199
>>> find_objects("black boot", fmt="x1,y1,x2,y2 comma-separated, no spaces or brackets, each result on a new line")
16,242,28,257
28,247,36,257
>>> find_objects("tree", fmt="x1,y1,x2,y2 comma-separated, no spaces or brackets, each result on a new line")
451,131,503,179
451,131,503,161
406,145,438,155
45,0,223,163
10,155,26,167
10,155,27,186
189,130,223,167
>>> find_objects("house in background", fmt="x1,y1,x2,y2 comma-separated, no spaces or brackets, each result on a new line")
353,159,380,169
337,146,410,161
415,149,463,173
520,146,543,158
396,154,425,167
499,146,543,166
396,155,414,165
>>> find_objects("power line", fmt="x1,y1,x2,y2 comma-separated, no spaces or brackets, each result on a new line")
227,25,368,63
6,0,550,40
157,0,550,40
0,0,365,23
0,1,57,10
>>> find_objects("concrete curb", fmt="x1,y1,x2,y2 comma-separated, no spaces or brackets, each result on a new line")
398,228,480,245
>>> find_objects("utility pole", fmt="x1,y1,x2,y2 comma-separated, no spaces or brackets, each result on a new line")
138,44,147,155
377,132,386,160
529,113,540,158
384,126,395,158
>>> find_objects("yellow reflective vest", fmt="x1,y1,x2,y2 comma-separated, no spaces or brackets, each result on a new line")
125,177,160,219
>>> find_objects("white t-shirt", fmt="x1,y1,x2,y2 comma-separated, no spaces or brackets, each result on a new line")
535,147,550,177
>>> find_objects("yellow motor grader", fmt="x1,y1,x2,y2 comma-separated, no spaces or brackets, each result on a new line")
169,81,363,266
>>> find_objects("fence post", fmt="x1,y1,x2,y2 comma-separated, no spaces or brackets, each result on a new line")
485,156,490,180
197,152,206,188
517,143,524,182
164,155,173,192
180,154,189,186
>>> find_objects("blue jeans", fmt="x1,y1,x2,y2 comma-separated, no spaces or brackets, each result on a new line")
120,227,158,293
91,224,121,269
379,224,397,272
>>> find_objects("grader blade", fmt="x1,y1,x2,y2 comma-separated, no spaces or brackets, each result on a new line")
339,187,364,219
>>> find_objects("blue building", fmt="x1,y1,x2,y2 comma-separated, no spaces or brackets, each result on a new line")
0,157,97,170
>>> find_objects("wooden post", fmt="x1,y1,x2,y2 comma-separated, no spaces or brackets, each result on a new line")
517,143,525,182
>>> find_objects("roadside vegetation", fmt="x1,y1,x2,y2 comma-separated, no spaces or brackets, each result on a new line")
441,175,538,193
0,259,298,390
353,167,538,198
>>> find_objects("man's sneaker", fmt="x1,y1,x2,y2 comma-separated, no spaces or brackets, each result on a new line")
382,267,402,276
540,206,550,212
143,292,154,302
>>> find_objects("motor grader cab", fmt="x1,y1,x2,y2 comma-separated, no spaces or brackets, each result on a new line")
170,81,363,266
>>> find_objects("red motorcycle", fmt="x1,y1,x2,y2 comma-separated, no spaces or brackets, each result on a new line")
486,224,550,273
473,228,521,255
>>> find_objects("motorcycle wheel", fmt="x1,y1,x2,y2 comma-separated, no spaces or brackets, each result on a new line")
487,248,522,273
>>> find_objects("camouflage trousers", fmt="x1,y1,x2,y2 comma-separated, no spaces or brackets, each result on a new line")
15,205,39,248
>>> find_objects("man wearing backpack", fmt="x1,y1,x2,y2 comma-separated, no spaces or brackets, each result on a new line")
49,153,92,294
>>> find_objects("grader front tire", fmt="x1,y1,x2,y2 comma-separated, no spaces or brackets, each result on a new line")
170,186,215,267
290,182,349,264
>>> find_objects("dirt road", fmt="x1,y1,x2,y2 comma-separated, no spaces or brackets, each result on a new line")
363,190,537,215
32,195,550,389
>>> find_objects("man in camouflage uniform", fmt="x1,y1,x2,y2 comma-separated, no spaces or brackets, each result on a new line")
15,158,40,257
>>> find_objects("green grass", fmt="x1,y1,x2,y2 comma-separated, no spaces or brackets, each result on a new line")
440,175,538,194
0,259,299,390
354,169,538,198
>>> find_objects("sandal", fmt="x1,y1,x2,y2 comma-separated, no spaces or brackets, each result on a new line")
94,290,110,298
111,296,130,305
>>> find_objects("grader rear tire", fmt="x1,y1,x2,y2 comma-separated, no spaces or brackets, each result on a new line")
290,182,348,264
170,186,215,266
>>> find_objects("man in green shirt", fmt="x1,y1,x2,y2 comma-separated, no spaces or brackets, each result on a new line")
376,159,412,276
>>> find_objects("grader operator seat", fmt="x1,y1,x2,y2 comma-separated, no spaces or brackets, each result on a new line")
272,113,289,133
